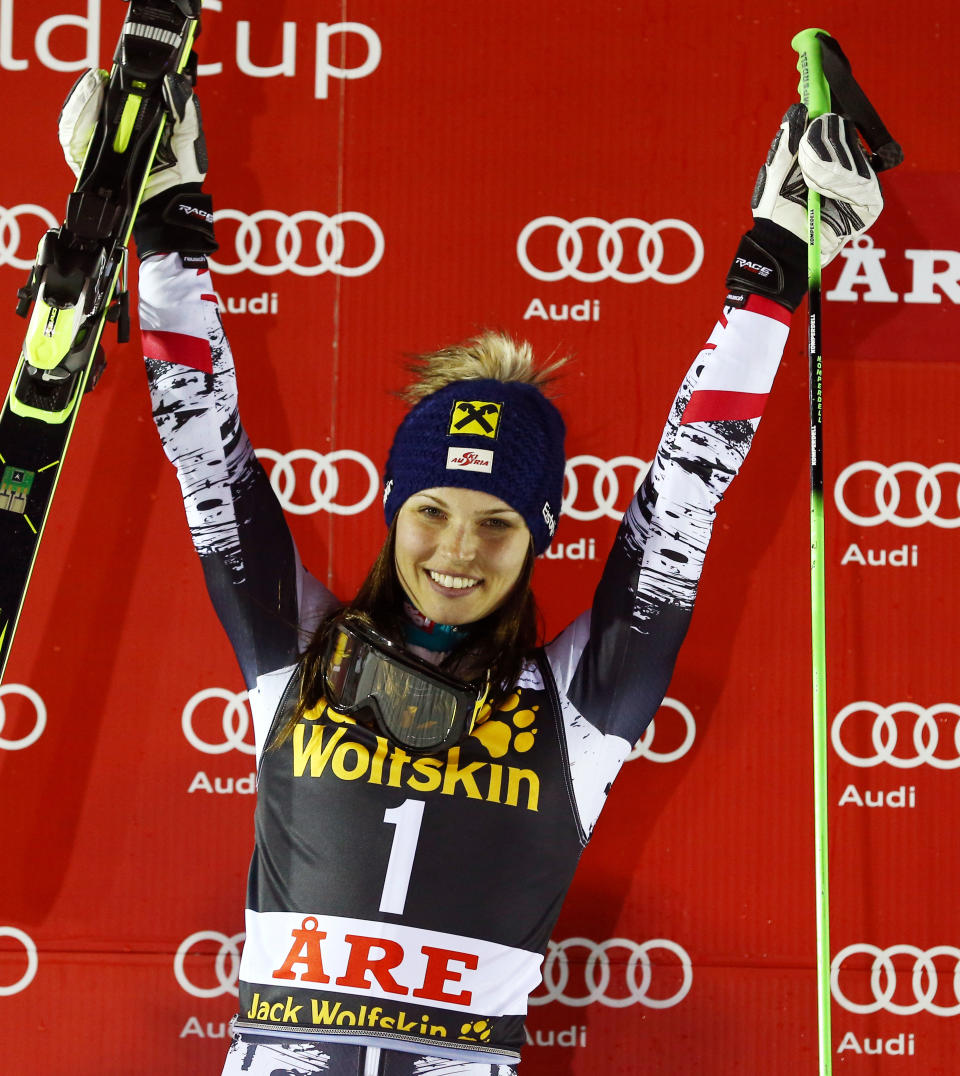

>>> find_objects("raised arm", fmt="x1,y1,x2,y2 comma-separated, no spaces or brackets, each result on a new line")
133,95,339,687
60,69,337,687
552,106,883,745
558,292,788,741
138,251,336,688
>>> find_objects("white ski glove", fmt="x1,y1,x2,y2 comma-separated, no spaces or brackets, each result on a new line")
58,66,215,259
727,104,883,311
753,103,883,265
59,67,208,199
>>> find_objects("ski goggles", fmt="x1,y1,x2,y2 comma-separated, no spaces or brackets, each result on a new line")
322,619,490,755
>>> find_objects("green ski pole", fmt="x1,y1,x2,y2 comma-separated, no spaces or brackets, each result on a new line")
790,27,833,1076
789,27,903,1072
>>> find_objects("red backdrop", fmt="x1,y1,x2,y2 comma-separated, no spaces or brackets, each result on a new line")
1,2,958,1073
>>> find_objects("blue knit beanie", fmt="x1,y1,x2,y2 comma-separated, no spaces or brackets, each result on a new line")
383,378,566,554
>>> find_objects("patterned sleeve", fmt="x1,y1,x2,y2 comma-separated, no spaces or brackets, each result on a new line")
138,253,338,688
559,293,792,743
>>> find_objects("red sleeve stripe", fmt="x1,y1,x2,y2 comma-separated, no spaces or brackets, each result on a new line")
201,293,219,304
142,329,213,374
681,389,769,423
743,293,792,326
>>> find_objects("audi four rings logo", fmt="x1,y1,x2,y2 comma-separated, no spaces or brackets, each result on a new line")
256,448,380,517
182,688,256,756
627,697,696,763
517,216,704,283
563,455,649,522
0,204,58,270
834,461,960,528
209,209,384,277
529,937,692,1009
832,701,960,769
0,684,47,751
0,927,38,997
832,944,960,1016
174,930,245,998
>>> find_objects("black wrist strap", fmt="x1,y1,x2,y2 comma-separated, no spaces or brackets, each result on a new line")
133,184,218,260
725,219,807,312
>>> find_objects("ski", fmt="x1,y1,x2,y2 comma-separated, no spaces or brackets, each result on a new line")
0,0,202,681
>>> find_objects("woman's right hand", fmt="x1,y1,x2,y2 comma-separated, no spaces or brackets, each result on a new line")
58,65,216,260
58,66,209,199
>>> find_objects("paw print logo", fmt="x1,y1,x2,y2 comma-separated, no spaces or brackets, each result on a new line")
471,690,539,758
459,1018,493,1042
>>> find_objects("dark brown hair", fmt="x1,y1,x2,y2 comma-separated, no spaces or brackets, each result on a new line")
271,520,541,747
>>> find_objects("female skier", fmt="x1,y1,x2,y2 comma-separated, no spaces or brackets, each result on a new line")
60,74,882,1075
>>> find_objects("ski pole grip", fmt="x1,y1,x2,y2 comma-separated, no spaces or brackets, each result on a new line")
791,28,832,119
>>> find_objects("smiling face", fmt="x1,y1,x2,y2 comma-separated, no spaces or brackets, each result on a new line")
394,487,532,626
